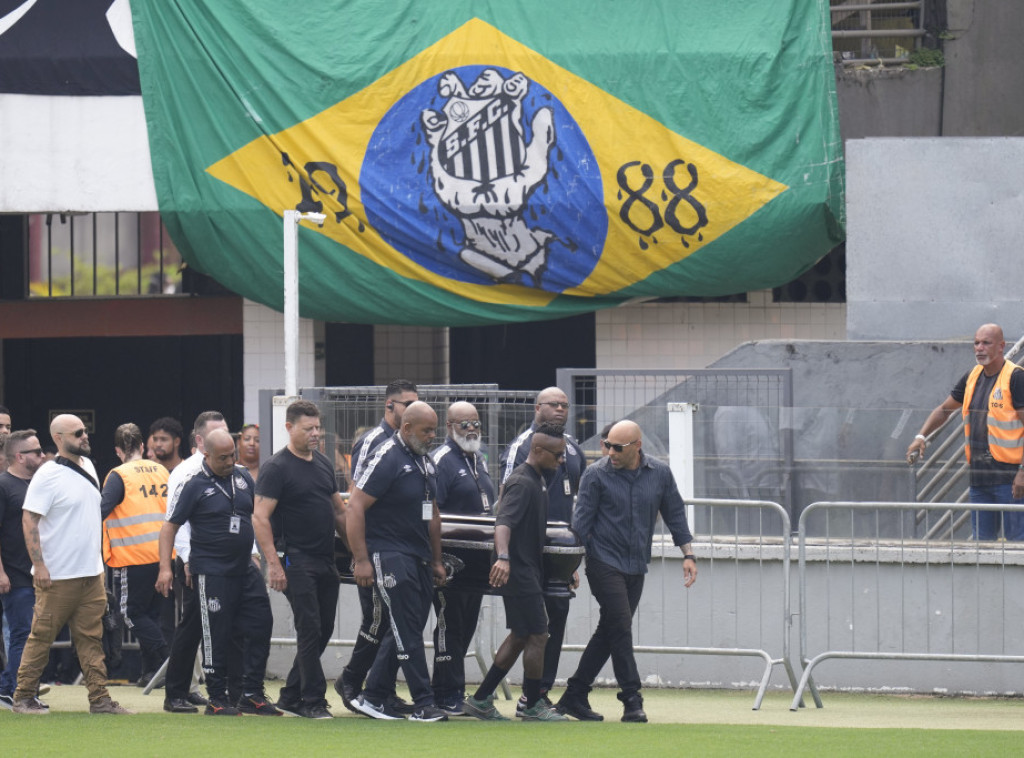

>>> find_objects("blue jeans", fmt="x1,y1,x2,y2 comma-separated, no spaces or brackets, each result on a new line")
969,483,1024,540
0,586,36,695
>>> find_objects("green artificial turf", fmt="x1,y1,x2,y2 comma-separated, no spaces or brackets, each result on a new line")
0,716,1018,758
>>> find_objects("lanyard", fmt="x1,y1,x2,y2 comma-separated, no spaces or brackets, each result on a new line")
203,462,237,514
395,433,431,501
461,450,491,504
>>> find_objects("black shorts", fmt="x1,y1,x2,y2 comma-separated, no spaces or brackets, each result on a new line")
502,593,548,636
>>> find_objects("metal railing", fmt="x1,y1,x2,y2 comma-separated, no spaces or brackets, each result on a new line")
831,0,926,66
265,497,798,711
791,500,1024,710
562,496,800,711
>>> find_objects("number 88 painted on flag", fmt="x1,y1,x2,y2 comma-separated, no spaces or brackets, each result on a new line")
617,159,709,245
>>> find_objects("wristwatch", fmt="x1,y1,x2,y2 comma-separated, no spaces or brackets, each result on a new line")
496,554,510,561
683,555,696,562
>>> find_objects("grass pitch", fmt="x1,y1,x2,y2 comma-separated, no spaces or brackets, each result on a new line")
2,685,1021,758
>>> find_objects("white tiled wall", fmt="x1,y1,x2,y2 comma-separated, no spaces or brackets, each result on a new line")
372,325,450,385
595,291,847,369
242,299,316,424
242,294,845,418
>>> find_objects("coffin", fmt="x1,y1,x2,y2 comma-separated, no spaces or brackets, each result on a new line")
335,514,585,598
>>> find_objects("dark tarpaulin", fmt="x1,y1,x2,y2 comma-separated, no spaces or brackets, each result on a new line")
0,0,140,95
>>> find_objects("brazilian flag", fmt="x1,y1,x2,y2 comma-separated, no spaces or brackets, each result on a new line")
131,1,844,326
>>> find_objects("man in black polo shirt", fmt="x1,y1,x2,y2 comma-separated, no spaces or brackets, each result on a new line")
347,401,448,722
463,424,568,722
429,401,495,715
335,379,418,713
157,429,278,716
254,400,346,720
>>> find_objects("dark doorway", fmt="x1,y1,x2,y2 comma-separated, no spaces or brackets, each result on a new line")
3,334,242,479
450,313,595,390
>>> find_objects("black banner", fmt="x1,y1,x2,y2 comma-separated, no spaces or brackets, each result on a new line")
0,0,140,95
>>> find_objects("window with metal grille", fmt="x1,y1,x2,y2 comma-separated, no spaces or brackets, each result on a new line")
27,212,183,298
831,0,926,65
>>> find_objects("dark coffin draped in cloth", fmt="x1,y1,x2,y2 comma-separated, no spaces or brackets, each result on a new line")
335,514,585,598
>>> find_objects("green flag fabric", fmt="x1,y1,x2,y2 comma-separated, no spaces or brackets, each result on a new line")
131,0,844,326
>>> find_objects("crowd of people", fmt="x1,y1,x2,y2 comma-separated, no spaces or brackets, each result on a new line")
0,380,699,723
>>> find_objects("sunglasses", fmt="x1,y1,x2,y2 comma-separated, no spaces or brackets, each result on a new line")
453,420,481,430
19,448,44,456
540,401,570,410
59,428,88,439
603,439,639,453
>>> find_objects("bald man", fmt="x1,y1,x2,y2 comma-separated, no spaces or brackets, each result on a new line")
558,420,696,723
12,415,132,715
907,323,1024,540
346,401,448,722
429,401,496,714
158,428,277,716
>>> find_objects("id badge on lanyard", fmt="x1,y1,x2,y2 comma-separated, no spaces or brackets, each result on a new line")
229,515,241,534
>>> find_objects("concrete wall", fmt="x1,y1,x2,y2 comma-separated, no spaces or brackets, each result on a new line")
942,1,1024,137
837,67,943,140
845,137,1024,341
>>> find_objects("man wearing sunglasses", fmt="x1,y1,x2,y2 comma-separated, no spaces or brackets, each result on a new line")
429,401,496,714
336,378,419,715
0,430,47,710
557,420,697,723
499,386,585,714
12,414,132,715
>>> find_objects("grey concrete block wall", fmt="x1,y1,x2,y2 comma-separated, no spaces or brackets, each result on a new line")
845,137,1024,343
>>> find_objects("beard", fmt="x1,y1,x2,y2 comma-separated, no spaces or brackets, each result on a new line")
454,433,481,454
408,436,431,456
69,439,91,457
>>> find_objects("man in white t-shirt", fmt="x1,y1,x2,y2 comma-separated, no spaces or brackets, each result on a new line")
12,414,132,715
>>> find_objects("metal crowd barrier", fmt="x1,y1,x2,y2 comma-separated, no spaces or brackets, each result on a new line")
266,497,797,711
791,500,1024,710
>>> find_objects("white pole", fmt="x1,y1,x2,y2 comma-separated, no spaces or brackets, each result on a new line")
668,402,699,529
281,210,325,398
278,210,325,452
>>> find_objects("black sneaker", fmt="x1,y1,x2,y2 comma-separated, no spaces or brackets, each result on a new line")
333,675,360,714
275,698,303,717
409,704,449,722
204,699,242,716
163,697,199,714
237,692,283,716
0,694,14,711
186,691,209,707
388,694,416,715
556,693,604,722
298,701,333,720
619,693,647,723
437,700,464,716
352,694,404,720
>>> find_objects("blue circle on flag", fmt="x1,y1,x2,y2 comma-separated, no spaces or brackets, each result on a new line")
361,65,606,293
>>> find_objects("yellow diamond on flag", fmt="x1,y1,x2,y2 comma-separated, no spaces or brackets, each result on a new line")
207,18,787,302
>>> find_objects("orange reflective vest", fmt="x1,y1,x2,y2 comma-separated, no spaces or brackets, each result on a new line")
962,361,1024,464
102,459,169,567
